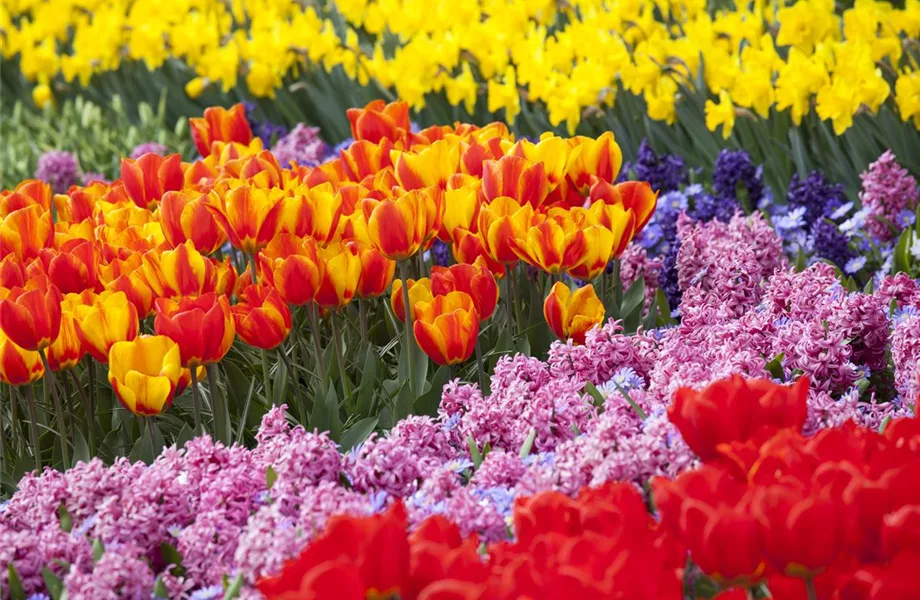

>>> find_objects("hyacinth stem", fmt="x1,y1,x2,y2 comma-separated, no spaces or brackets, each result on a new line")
207,364,230,445
249,254,274,402
189,366,203,434
24,383,41,471
86,360,96,455
399,261,416,397
359,299,368,345
474,338,486,393
307,304,326,392
330,313,351,400
38,349,69,468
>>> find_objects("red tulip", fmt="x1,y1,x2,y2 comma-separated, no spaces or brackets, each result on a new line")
154,293,235,367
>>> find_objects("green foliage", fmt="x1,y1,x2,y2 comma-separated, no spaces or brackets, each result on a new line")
0,92,194,190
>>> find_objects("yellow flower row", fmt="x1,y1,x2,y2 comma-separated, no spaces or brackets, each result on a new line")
3,0,919,135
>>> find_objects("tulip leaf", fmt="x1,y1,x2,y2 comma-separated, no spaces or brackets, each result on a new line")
73,428,90,465
92,539,105,563
175,423,195,449
620,277,645,321
415,366,450,417
7,564,25,600
339,416,378,453
159,542,187,577
394,383,415,421
223,572,244,600
57,503,73,533
221,361,249,417
412,341,429,400
355,350,378,417
326,385,342,441
41,567,63,600
272,357,287,406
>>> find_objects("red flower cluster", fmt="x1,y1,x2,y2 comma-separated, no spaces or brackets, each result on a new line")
258,482,683,599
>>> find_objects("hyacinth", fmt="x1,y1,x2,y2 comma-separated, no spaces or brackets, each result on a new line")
34,149,80,193
429,239,451,267
787,170,846,224
271,123,329,167
242,102,288,147
129,142,168,159
711,148,765,209
628,140,687,193
810,218,854,269
859,150,919,242
891,308,920,403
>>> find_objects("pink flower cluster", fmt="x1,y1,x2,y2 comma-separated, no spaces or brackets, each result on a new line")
859,150,919,242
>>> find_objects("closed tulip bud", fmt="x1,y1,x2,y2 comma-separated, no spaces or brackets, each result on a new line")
0,277,62,351
543,282,605,345
154,293,234,368
340,139,396,182
450,229,506,278
314,242,362,309
589,179,657,235
431,257,498,321
141,240,229,300
189,103,254,158
158,190,227,254
46,294,88,371
346,99,412,144
0,330,44,386
566,225,616,281
279,183,343,244
107,335,183,415
206,185,285,254
33,238,99,294
349,240,396,299
477,196,538,266
482,155,550,209
1,205,54,261
413,291,479,366
73,290,139,363
566,132,624,192
121,153,184,210
392,139,461,191
508,214,588,274
364,187,444,261
258,234,322,306
232,284,292,350
390,277,433,322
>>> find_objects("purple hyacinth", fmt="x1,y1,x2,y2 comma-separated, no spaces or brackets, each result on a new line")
35,150,79,193
272,124,329,167
631,140,687,193
712,149,765,210
129,142,168,159
811,219,854,269
243,102,289,147
787,171,846,224
431,240,451,267
659,238,682,310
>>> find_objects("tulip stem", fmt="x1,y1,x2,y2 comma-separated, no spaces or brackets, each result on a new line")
509,265,522,333
611,259,622,310
24,383,41,472
503,274,514,339
330,313,351,401
805,577,817,600
146,417,157,460
87,360,96,455
66,369,90,446
399,262,416,397
38,349,69,468
474,338,487,393
0,385,7,474
10,384,21,454
207,364,230,445
307,304,326,392
277,345,306,424
249,254,275,403
359,299,368,345
189,367,203,434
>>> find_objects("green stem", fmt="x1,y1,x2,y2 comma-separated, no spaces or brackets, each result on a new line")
189,366,203,433
399,261,416,397
38,349,69,468
9,384,20,454
474,338,487,393
67,368,91,453
207,364,230,445
503,273,514,339
330,312,351,400
610,259,622,310
805,576,818,600
307,304,326,390
147,416,157,460
249,254,274,402
278,345,306,424
24,383,41,472
509,265,522,333
359,299,368,345
87,360,96,455
0,384,7,475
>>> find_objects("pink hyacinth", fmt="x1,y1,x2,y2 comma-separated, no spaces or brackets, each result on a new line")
859,150,919,242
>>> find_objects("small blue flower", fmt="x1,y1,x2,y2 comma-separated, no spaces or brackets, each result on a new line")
845,256,868,274
189,585,225,600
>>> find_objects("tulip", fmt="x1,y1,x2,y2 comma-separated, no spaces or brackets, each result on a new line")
543,282,605,345
206,185,285,254
0,330,44,386
439,186,481,243
349,240,396,299
508,214,588,274
258,234,323,306
364,187,444,261
346,99,412,144
141,240,234,300
158,190,227,254
565,225,617,281
477,196,538,266
105,270,156,317
481,155,549,209
46,294,87,371
0,255,27,289
391,277,434,323
189,103,254,157
589,179,658,235
72,291,139,363
154,293,234,368
279,183,343,244
232,284,292,350
566,132,624,192
32,239,99,294
0,277,62,351
392,139,461,191
0,180,52,217
413,291,479,366
340,139,396,182
121,153,184,210
0,205,54,261
450,228,506,278
430,257,499,321
107,335,183,415
314,242,362,309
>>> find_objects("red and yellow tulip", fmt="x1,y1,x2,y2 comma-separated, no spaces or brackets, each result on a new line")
413,291,479,366
364,187,444,261
72,290,139,363
154,293,234,368
206,185,285,254
190,103,254,158
0,330,44,386
158,190,227,254
391,277,434,323
232,284,292,350
258,234,323,306
0,277,62,351
314,242,362,309
346,99,412,145
107,335,183,415
430,257,499,321
121,153,184,210
543,282,605,345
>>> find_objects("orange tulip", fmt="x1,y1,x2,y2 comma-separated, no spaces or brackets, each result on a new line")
231,284,292,350
154,293,234,368
121,153,184,210
31,239,99,294
439,186,480,243
477,196,538,266
450,228,506,278
566,132,624,192
392,139,461,191
46,293,88,371
258,234,322,306
566,225,617,281
430,257,499,321
224,151,284,189
55,183,100,223
481,156,549,209
0,205,54,261
586,200,638,260
346,99,412,144
314,242,362,309
102,252,156,317
158,190,227,254
279,184,343,244
190,103,254,157
0,330,44,386
108,335,183,415
508,214,588,275
413,291,479,366
349,240,396,299
543,282,605,345
0,277,62,351
72,290,139,363
589,180,658,235
1,180,52,218
141,241,235,300
0,255,28,289
390,277,433,322
340,139,396,182
364,187,444,261
206,185,285,254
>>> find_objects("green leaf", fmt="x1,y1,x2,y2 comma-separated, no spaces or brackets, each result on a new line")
765,354,785,380
159,542,186,577
152,575,170,599
7,564,25,600
519,428,537,458
41,567,64,600
468,436,483,469
355,349,378,416
415,365,450,417
411,337,429,398
266,466,278,489
339,416,378,452
223,572,244,600
394,382,415,421
73,428,90,465
57,504,73,533
620,276,646,318
272,354,287,406
584,382,606,409
892,229,912,275
92,539,105,563
175,423,195,449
